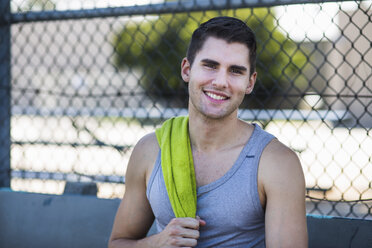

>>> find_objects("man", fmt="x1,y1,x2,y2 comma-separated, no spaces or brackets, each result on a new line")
109,16,308,247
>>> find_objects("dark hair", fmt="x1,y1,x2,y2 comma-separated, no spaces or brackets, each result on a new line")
186,16,257,76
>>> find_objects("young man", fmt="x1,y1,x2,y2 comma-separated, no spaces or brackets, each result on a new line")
108,16,308,247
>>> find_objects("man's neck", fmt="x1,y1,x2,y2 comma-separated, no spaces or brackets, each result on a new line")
188,110,250,153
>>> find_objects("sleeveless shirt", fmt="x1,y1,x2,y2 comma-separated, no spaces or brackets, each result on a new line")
146,123,275,247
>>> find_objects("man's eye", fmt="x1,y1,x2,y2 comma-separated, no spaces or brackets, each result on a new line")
204,64,217,69
231,68,243,74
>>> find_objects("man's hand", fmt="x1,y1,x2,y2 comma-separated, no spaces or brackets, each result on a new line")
153,217,206,248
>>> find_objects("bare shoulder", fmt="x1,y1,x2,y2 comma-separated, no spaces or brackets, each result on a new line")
259,138,305,190
262,138,301,168
126,132,159,184
132,132,159,161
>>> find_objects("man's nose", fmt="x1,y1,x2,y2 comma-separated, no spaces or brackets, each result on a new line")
212,70,228,88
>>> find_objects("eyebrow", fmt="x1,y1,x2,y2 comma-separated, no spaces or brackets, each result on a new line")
200,58,247,72
230,65,247,73
201,59,219,66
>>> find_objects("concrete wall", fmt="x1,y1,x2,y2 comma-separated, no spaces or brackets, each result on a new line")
0,189,120,248
1,189,371,248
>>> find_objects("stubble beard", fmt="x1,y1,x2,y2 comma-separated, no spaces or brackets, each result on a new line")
188,93,243,121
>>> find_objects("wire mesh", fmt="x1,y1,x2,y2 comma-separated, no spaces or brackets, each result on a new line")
3,0,372,219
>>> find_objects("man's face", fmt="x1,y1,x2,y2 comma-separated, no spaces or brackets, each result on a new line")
181,36,257,120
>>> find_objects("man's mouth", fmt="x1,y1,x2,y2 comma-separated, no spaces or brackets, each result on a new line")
204,91,229,100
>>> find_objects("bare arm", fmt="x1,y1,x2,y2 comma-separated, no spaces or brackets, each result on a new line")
259,140,308,248
108,133,158,248
108,133,205,248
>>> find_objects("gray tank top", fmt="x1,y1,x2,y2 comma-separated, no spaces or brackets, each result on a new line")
146,123,275,247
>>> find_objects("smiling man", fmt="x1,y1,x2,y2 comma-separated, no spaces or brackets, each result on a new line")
108,17,308,248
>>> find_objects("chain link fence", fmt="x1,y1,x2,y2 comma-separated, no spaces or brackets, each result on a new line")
1,0,371,219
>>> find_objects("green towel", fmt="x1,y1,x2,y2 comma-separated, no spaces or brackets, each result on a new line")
155,116,197,218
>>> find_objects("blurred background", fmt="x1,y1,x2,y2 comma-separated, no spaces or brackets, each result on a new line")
0,0,371,219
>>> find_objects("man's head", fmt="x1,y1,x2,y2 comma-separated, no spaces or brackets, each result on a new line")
186,16,257,76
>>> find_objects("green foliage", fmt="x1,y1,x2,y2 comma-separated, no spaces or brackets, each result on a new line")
24,0,55,11
113,8,308,108
114,14,190,100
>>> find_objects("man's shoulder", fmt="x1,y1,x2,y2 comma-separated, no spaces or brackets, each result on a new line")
128,132,160,174
263,138,298,161
133,132,160,162
260,138,304,185
135,132,159,153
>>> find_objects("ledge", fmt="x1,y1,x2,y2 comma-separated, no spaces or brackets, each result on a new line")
0,190,371,248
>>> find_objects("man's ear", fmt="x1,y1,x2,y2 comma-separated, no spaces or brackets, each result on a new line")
181,58,191,83
245,71,257,94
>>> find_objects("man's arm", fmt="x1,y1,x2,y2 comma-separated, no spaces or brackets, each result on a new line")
108,133,204,248
108,133,158,247
259,139,308,248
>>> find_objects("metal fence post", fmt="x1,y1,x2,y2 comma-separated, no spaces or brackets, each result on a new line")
0,0,11,188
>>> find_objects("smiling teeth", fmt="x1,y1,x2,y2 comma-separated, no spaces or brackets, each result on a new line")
205,92,227,100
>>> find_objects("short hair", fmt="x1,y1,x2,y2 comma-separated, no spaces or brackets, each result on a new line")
186,16,257,76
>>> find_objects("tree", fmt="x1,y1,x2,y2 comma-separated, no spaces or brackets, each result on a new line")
114,14,190,107
23,0,55,11
113,8,307,109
